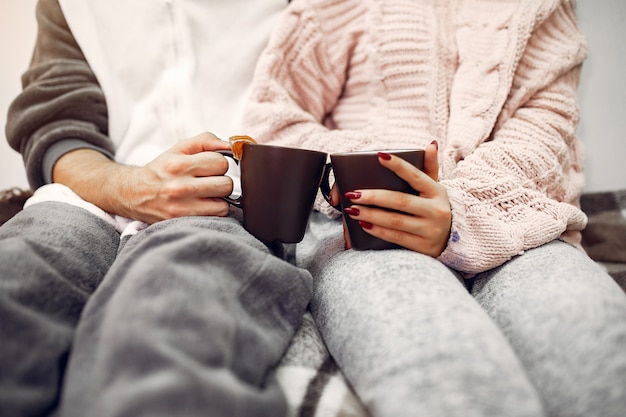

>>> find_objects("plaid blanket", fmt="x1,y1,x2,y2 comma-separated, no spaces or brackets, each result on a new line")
276,312,370,417
580,189,626,291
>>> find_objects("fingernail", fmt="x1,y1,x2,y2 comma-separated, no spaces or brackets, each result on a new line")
345,191,362,200
359,221,373,230
344,207,360,216
378,152,392,161
430,140,439,150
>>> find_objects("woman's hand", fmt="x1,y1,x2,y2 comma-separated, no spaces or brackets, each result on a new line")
335,141,452,257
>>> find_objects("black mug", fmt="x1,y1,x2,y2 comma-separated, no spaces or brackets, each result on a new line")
221,143,328,243
320,149,425,250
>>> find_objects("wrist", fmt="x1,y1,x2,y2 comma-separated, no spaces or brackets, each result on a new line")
53,149,136,217
99,163,142,219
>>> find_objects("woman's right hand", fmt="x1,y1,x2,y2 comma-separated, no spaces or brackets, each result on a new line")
332,141,449,255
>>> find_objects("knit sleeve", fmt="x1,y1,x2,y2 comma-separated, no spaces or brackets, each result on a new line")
5,0,114,190
243,0,381,155
437,0,588,274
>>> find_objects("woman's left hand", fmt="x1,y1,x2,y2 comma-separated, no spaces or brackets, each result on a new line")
341,141,452,257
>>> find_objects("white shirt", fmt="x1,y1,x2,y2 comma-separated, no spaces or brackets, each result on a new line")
59,0,285,166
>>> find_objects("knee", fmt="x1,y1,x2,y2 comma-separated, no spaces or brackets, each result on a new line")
473,241,626,331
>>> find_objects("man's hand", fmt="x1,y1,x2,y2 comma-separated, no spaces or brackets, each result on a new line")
53,132,234,224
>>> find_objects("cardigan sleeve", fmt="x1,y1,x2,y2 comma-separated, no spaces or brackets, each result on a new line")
5,0,114,190
437,0,588,274
243,0,383,155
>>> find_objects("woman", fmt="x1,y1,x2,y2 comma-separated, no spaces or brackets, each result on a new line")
243,0,626,416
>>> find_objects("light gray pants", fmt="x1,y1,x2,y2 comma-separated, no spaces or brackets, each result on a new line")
298,212,626,417
0,202,312,417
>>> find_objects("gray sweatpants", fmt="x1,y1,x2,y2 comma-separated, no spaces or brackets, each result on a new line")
298,212,626,417
0,202,312,417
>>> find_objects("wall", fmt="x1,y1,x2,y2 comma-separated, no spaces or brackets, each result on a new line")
0,0,624,192
0,0,36,190
576,0,626,192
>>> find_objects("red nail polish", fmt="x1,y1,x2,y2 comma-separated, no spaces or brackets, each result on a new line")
359,221,373,230
378,152,392,161
430,140,439,150
345,191,362,200
344,207,360,216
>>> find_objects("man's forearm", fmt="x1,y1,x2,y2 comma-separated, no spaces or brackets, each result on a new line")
52,133,235,224
52,148,138,218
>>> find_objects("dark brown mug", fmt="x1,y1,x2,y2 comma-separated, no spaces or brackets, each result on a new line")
221,143,328,243
320,149,425,250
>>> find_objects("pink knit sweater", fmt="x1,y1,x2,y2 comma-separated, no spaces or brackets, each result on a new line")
242,0,588,274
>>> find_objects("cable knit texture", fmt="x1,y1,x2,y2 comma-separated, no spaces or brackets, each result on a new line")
243,0,588,274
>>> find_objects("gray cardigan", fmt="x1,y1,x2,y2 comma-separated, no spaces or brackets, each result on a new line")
6,0,114,189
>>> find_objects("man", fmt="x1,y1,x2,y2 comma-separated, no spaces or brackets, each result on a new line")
0,1,309,416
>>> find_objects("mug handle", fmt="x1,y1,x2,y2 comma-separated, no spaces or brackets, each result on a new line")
319,162,342,211
216,150,242,207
